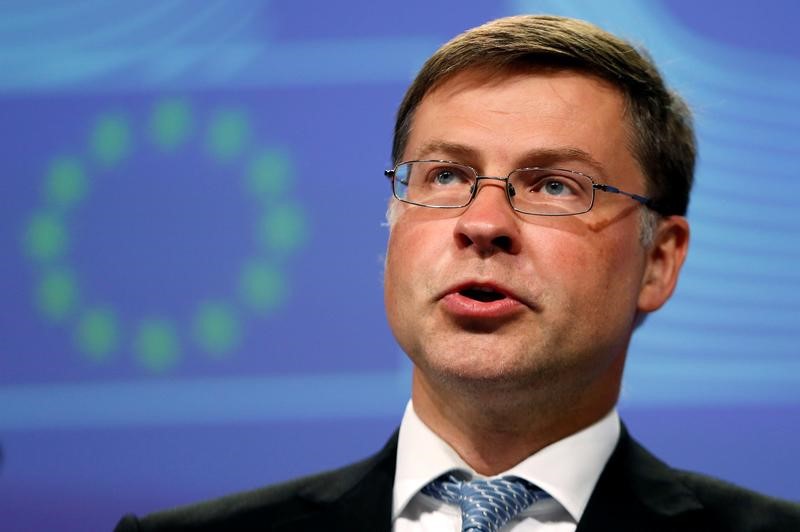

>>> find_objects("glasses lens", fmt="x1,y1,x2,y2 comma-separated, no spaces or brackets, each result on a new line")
394,161,474,207
509,169,593,215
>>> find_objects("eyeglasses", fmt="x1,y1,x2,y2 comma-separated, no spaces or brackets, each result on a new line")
384,160,654,216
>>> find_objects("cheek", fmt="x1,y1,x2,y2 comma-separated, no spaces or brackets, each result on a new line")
540,227,644,305
388,212,452,271
385,220,442,305
583,233,647,316
384,220,451,353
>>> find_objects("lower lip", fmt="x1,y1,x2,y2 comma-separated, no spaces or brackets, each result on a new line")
440,292,524,319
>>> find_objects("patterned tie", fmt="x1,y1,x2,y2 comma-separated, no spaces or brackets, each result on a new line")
421,472,550,532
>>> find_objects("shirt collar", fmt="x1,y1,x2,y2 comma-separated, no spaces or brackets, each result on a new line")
392,400,620,522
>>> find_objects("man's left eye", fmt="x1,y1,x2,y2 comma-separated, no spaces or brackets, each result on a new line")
542,179,572,195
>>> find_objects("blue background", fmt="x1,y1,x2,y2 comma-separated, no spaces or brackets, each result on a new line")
0,1,798,530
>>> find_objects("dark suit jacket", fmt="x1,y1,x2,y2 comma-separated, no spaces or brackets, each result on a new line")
115,427,800,531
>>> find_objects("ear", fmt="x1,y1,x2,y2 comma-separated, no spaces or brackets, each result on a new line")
637,215,690,312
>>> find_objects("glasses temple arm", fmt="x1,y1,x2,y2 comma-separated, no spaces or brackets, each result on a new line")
593,183,654,208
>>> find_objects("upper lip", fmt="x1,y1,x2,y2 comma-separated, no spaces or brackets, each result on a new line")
439,280,527,305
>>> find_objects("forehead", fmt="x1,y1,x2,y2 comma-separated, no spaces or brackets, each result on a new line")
404,68,640,183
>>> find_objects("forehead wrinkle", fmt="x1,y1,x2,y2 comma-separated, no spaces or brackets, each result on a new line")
414,139,481,163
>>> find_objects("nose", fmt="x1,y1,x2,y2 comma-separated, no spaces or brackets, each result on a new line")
453,179,522,256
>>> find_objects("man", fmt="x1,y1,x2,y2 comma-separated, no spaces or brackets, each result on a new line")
115,15,800,531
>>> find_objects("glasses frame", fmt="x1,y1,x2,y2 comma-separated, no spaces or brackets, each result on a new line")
384,159,655,216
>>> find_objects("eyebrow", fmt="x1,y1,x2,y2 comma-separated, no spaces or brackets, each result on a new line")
414,140,609,177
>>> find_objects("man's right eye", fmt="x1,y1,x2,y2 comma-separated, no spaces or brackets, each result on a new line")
427,168,467,186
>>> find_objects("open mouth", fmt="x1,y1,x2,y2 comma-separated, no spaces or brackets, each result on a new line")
459,287,507,302
442,283,522,320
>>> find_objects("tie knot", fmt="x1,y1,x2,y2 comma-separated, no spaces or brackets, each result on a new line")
422,473,550,532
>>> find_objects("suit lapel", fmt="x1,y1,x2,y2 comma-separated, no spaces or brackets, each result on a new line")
293,431,398,532
577,426,707,532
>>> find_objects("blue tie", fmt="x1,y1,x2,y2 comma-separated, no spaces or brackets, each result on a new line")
421,472,550,532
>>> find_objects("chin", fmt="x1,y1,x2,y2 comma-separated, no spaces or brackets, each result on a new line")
420,349,548,388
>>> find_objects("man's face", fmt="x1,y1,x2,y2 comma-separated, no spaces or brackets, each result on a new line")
385,68,681,401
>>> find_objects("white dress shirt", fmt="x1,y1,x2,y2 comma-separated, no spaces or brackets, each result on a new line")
392,401,620,531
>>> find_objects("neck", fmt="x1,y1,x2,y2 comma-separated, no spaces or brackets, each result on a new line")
410,368,620,475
